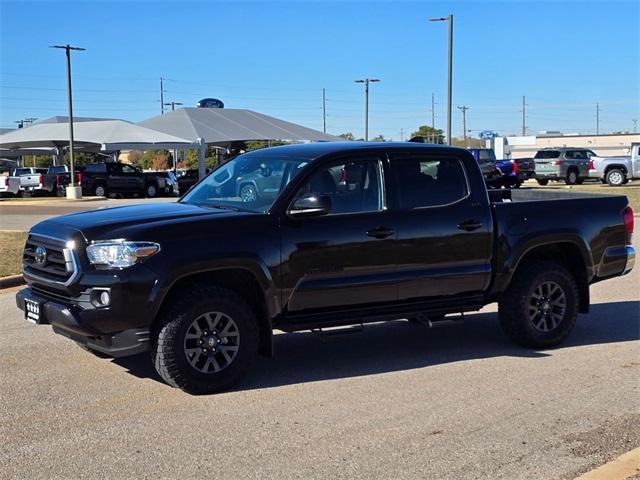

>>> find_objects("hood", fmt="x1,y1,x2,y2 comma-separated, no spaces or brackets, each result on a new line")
34,202,248,241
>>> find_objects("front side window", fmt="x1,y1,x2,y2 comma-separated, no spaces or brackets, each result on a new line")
181,151,310,213
392,156,468,208
294,157,383,215
122,164,140,174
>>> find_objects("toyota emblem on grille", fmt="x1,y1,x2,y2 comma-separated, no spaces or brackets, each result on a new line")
34,246,47,265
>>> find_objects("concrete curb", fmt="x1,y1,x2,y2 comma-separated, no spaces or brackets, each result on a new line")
0,274,25,290
0,196,107,206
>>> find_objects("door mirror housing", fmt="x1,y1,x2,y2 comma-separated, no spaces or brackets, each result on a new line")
287,193,332,218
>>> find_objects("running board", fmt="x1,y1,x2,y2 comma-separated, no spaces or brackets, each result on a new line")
311,324,364,337
415,313,466,328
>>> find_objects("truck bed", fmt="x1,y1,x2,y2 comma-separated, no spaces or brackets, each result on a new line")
489,188,631,293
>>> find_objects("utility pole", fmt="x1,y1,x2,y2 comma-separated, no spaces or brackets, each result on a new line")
596,102,600,135
521,95,526,136
430,15,453,144
163,101,183,111
355,78,380,141
633,118,638,134
322,88,326,134
50,44,85,198
160,77,165,114
458,105,469,147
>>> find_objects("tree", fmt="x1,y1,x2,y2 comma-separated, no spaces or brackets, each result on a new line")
152,153,170,170
338,132,355,141
410,125,445,144
371,134,386,142
451,137,484,148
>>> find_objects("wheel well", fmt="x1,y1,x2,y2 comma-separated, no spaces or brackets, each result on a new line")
604,165,627,174
155,269,272,356
514,242,589,313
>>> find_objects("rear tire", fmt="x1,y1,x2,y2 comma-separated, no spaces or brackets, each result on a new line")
498,261,579,349
605,169,626,187
93,184,107,197
151,286,259,394
536,179,549,186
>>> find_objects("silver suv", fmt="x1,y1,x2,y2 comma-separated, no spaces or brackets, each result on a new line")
534,147,595,185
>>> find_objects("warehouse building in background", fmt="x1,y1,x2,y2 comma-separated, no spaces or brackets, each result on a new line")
494,133,640,159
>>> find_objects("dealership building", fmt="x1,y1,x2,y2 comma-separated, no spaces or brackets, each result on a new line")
494,132,640,159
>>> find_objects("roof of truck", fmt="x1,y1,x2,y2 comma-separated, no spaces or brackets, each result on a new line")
243,141,465,160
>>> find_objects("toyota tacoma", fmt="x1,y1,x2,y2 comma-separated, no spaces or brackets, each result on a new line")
16,143,636,394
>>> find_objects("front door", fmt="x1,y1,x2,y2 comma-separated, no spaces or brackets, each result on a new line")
280,155,397,315
388,151,493,301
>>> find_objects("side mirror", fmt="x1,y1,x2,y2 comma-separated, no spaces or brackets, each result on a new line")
287,193,332,218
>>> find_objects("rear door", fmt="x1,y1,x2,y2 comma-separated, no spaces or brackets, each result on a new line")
389,150,493,300
121,164,144,193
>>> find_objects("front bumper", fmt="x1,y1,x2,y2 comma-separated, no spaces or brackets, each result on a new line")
16,287,150,357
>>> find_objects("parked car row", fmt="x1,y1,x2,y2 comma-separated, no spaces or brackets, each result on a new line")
0,162,181,198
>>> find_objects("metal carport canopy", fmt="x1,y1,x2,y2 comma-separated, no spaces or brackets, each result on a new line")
0,119,196,151
138,108,340,144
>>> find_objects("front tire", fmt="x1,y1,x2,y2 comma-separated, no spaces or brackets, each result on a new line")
239,184,257,203
605,169,626,187
498,261,579,349
565,169,579,185
151,286,259,394
146,183,158,198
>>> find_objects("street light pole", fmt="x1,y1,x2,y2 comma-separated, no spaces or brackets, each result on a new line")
355,78,380,141
50,44,85,198
163,101,183,111
633,118,638,134
430,15,453,144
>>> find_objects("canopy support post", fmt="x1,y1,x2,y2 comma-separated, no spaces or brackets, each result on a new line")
197,138,206,180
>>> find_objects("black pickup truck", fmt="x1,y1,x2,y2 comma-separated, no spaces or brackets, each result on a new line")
80,162,168,198
41,165,83,196
16,143,635,394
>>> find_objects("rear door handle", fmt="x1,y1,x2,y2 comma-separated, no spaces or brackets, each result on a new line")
366,226,395,239
457,220,483,232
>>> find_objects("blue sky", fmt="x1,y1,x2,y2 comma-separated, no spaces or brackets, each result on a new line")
1,0,638,140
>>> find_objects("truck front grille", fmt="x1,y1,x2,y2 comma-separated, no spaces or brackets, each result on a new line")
23,234,77,285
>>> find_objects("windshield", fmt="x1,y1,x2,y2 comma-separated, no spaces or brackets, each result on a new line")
180,151,310,213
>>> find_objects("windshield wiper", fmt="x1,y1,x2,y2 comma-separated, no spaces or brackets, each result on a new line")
201,203,244,212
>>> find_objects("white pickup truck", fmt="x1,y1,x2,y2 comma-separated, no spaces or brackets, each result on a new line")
0,172,20,196
589,142,640,186
14,167,47,195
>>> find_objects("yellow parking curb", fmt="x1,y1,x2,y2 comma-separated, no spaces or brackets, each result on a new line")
575,447,640,480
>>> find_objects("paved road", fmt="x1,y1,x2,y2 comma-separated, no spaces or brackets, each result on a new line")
0,197,175,231
1,242,638,479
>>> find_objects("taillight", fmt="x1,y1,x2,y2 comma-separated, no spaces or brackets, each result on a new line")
76,172,83,184
623,206,634,243
552,161,561,166
588,160,594,169
38,174,43,184
511,160,518,174
56,175,61,184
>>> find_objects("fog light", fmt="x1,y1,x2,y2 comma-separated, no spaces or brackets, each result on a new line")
98,290,111,306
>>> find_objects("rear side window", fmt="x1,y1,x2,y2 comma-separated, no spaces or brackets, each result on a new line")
85,164,106,173
392,156,468,208
477,150,495,161
535,150,560,159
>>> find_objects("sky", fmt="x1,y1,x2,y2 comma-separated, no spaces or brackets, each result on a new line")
0,0,638,140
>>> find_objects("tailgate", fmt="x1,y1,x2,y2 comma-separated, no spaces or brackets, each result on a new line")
20,175,41,187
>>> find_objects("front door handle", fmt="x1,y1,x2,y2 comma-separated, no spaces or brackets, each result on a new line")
457,220,483,232
366,226,395,239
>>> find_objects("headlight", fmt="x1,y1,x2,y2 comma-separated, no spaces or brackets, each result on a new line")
86,240,160,269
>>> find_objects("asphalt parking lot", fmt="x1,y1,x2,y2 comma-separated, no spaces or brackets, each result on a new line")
1,238,638,479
